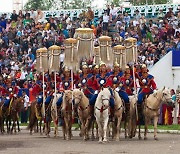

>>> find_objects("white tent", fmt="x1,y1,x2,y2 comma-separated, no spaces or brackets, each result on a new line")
149,51,180,90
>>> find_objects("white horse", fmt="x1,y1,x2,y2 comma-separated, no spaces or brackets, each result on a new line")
94,88,111,143
51,93,62,137
73,89,91,140
143,87,173,140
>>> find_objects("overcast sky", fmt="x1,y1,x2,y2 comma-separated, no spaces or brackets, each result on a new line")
0,0,179,12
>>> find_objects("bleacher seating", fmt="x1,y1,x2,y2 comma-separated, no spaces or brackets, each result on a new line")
0,4,179,19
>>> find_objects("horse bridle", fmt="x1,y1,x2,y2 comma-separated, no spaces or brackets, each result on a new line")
96,96,109,112
73,95,89,111
162,92,172,103
73,95,82,105
145,92,172,112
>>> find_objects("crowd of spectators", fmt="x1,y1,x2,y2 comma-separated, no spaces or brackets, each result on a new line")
0,4,179,83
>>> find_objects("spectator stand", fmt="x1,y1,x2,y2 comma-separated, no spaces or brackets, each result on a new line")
0,4,179,20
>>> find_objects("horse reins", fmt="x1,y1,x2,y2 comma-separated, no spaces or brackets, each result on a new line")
96,98,109,112
73,95,89,111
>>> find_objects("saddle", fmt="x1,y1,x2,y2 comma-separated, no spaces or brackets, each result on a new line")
56,96,63,107
4,98,12,107
45,95,54,105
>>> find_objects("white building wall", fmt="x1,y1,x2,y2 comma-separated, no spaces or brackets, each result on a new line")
149,51,180,90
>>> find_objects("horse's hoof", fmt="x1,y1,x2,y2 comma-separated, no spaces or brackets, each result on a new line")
129,135,132,139
98,140,103,144
79,133,82,137
125,136,127,139
144,137,147,140
47,134,50,138
103,139,108,142
115,138,120,142
138,136,142,140
154,137,158,141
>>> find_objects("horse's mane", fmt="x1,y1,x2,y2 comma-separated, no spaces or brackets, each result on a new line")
80,90,89,105
96,88,110,102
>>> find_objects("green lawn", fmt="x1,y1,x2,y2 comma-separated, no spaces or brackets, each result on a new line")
20,123,180,130
142,124,180,130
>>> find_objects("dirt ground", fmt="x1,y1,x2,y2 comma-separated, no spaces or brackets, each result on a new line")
0,130,180,154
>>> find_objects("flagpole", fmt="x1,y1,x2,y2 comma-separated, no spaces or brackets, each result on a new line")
54,71,57,118
132,42,138,121
42,71,45,117
71,68,74,123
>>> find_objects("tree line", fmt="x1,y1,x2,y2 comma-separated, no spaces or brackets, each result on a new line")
24,0,170,10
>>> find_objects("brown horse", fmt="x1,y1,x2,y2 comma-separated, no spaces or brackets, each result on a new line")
61,90,73,140
10,97,24,134
73,89,91,140
28,101,44,135
0,99,4,133
1,97,14,134
44,96,54,137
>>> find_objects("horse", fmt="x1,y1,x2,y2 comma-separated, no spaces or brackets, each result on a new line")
28,101,41,135
1,97,12,134
143,87,173,140
124,95,137,139
94,88,111,143
61,90,73,140
10,97,24,134
51,93,62,137
0,99,4,133
44,95,54,137
73,89,91,140
112,90,124,141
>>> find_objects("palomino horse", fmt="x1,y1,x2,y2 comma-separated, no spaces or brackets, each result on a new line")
112,90,124,141
143,87,173,140
94,88,111,143
124,95,137,139
10,97,24,134
51,93,62,137
73,89,91,140
61,90,73,140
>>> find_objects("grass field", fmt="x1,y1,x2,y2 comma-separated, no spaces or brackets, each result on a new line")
20,123,180,130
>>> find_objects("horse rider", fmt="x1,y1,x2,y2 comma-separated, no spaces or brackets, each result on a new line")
44,83,54,108
89,61,115,114
137,64,157,111
77,64,95,99
117,65,135,110
32,80,43,99
56,66,74,109
2,88,15,113
109,62,124,89
76,63,99,115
